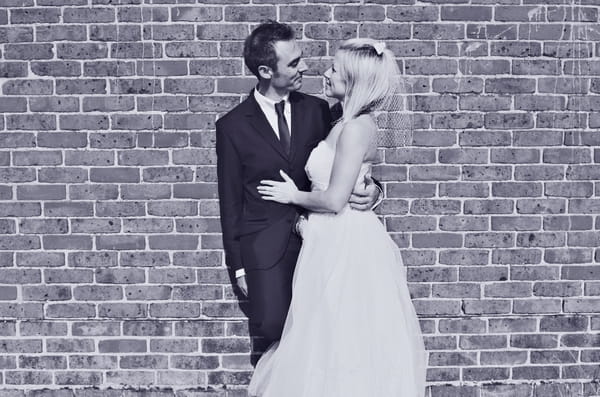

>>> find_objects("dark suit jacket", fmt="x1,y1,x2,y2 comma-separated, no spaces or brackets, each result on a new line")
216,90,332,273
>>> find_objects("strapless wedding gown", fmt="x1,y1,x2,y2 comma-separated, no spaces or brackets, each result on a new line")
248,138,427,397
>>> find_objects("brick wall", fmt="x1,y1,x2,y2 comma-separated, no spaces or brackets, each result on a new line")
1,0,600,396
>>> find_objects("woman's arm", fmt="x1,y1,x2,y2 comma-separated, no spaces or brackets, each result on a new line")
258,119,374,213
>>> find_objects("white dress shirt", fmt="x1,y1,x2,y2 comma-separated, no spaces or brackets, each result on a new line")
253,89,292,140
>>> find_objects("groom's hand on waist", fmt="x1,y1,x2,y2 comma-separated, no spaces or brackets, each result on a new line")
349,175,382,211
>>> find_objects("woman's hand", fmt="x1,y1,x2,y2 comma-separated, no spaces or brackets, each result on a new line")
257,170,299,204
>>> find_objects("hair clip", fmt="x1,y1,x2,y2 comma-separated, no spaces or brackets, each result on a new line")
373,42,386,56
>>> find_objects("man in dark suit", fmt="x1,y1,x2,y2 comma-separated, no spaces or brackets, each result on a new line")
216,21,380,361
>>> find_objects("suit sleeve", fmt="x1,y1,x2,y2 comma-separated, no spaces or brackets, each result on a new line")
321,100,334,140
329,101,343,125
216,123,244,273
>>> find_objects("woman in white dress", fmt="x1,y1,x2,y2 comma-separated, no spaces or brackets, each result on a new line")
250,38,427,397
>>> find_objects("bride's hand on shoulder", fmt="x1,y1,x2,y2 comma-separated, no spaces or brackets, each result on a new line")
258,170,299,204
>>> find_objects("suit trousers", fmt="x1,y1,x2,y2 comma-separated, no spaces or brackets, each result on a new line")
245,232,302,349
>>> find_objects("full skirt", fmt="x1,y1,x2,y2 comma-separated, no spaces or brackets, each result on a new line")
248,207,427,397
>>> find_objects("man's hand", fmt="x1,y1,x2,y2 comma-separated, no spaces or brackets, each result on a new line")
236,275,248,297
349,175,380,211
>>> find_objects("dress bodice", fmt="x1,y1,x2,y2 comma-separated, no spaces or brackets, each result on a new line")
305,140,372,193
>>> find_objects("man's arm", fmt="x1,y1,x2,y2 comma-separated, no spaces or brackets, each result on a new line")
216,125,245,288
330,101,343,124
371,179,384,208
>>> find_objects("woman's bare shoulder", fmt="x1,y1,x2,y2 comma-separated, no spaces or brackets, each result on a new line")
340,115,376,142
337,115,377,161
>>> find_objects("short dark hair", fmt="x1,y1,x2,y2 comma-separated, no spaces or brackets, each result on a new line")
244,20,295,79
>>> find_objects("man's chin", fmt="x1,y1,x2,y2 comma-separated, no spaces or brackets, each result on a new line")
291,79,302,90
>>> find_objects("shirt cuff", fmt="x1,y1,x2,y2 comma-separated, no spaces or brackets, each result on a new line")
371,183,384,210
235,268,246,278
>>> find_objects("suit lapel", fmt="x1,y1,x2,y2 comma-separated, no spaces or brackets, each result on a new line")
244,92,289,161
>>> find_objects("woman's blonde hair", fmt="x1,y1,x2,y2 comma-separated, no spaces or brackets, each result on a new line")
336,38,400,123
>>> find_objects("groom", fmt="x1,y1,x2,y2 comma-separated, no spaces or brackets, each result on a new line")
216,21,380,360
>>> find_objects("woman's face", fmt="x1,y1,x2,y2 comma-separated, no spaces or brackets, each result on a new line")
323,53,346,100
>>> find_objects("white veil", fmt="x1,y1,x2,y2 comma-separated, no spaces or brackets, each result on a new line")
373,76,414,148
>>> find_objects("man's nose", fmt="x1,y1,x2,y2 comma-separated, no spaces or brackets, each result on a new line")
298,59,308,73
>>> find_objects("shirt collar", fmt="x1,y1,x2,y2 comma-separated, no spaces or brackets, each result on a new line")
254,87,290,109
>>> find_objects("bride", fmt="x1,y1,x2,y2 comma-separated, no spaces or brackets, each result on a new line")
250,38,427,397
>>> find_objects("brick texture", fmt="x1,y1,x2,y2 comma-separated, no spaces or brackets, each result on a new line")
1,1,600,396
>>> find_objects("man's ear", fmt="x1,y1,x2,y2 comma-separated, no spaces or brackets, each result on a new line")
257,65,273,80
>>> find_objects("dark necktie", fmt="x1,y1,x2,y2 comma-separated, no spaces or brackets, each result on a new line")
274,100,291,155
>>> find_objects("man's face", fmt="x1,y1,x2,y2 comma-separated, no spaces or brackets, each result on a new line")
270,40,307,93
